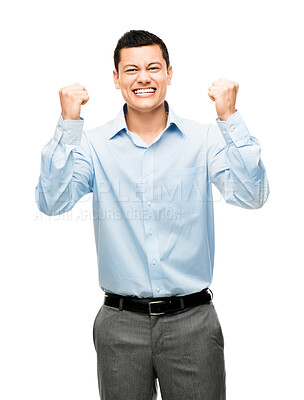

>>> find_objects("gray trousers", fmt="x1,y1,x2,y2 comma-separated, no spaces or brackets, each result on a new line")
93,300,226,400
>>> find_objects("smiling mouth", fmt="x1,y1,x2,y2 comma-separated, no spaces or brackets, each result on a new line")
133,87,157,96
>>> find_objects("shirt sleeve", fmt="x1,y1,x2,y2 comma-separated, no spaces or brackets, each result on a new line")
34,114,94,216
207,110,269,209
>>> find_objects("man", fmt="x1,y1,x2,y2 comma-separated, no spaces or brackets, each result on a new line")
35,30,269,400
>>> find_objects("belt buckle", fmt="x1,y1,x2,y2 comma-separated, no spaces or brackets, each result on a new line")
148,300,166,316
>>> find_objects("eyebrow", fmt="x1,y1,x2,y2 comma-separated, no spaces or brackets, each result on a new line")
123,62,162,69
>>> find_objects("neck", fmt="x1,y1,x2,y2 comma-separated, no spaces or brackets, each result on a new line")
125,102,168,136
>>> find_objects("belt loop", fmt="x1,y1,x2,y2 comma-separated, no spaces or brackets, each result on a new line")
180,297,185,309
119,297,124,311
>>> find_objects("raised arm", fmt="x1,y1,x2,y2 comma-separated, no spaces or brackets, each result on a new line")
207,112,269,209
207,78,269,209
35,84,94,216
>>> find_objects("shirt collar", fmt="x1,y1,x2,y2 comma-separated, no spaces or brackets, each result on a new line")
107,100,187,140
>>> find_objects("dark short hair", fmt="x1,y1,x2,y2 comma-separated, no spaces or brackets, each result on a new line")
114,30,170,73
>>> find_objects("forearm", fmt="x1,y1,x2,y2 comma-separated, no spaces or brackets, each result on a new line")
209,111,269,209
35,115,93,216
221,146,269,209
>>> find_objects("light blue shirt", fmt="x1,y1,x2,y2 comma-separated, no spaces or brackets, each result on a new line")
35,101,269,298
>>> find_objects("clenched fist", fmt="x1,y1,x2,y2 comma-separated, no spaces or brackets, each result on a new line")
59,83,89,121
208,78,238,121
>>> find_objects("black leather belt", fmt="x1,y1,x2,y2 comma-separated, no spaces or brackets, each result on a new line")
103,288,213,315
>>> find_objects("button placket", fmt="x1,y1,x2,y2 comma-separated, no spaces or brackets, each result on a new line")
141,147,164,296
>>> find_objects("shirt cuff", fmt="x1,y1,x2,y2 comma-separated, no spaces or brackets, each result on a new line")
54,114,85,145
216,110,251,146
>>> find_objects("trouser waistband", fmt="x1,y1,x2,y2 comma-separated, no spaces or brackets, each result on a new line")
104,288,213,315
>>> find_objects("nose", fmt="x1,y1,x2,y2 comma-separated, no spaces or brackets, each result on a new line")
137,69,151,84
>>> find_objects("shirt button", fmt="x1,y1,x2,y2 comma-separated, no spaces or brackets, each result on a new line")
148,229,153,235
67,129,72,135
58,127,62,132
147,201,152,206
152,259,156,265
156,288,160,292
223,130,227,135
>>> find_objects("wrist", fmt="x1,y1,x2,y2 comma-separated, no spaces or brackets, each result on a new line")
61,113,80,121
217,108,237,121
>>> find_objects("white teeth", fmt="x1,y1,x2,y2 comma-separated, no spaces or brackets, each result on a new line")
134,88,156,94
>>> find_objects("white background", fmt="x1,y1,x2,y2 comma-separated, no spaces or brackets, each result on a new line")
1,0,303,399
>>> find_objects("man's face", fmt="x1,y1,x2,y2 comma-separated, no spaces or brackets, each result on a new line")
113,44,173,113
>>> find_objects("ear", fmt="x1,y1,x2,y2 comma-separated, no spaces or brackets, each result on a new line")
166,65,173,85
113,70,120,89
